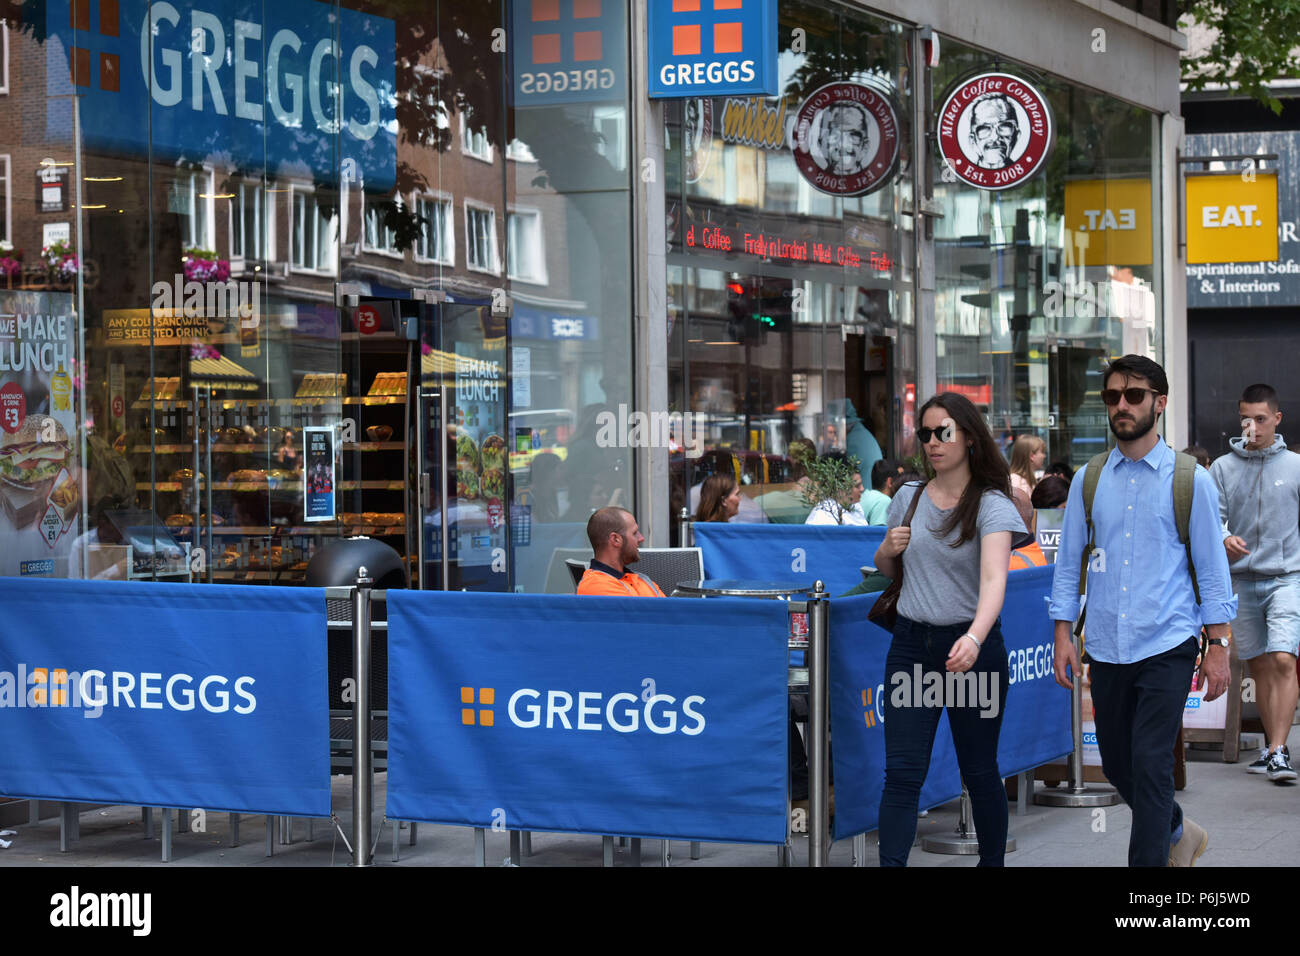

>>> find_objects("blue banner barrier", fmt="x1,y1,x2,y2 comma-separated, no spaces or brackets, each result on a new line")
996,565,1072,776
694,523,887,597
829,566,1069,840
386,591,789,844
0,579,330,817
829,595,962,841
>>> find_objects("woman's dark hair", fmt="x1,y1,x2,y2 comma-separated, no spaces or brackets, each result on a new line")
1046,460,1074,482
1031,475,1070,509
695,472,737,523
916,391,1011,546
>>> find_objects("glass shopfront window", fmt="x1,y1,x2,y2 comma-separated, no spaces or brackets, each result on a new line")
665,0,915,530
1,0,633,591
930,41,1163,472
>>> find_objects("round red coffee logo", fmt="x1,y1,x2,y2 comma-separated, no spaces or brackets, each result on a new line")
792,82,901,197
937,72,1053,190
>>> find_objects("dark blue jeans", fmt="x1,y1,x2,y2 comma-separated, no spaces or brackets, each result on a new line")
1088,636,1200,867
878,615,1010,866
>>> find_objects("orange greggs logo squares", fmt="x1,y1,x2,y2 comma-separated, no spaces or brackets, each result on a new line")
461,687,495,726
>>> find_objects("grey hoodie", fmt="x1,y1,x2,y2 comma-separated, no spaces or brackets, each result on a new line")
1209,434,1300,577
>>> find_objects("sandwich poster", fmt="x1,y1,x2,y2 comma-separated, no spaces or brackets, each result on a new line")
303,426,336,523
0,291,81,578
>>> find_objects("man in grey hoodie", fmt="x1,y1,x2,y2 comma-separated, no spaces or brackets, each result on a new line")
1210,383,1300,784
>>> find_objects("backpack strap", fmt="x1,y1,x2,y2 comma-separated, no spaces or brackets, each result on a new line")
1173,451,1201,606
1073,451,1112,638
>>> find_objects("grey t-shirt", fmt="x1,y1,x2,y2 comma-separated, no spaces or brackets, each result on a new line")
887,481,1026,626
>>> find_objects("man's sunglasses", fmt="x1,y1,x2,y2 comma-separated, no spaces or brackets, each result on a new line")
916,425,956,443
1101,387,1161,407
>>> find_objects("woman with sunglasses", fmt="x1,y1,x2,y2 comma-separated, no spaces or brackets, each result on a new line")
872,392,1026,866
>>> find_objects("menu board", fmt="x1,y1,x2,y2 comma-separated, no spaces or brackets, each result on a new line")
453,342,507,568
0,291,82,578
303,426,337,523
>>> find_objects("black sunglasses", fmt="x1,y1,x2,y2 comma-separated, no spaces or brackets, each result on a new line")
916,425,957,443
1101,387,1161,407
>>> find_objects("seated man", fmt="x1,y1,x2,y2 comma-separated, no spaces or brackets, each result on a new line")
576,507,666,596
859,458,901,525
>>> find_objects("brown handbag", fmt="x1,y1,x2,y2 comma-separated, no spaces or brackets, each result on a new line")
867,480,928,632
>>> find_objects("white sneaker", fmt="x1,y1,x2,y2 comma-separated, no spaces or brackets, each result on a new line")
1247,747,1270,773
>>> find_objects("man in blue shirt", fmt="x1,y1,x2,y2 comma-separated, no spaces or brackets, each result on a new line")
1050,355,1236,867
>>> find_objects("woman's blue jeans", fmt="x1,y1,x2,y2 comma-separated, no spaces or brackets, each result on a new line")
877,615,1010,866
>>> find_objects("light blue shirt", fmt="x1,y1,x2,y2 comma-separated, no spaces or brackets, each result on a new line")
1049,442,1237,664
859,488,891,525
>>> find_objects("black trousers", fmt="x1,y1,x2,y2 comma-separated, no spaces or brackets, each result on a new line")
1089,636,1200,867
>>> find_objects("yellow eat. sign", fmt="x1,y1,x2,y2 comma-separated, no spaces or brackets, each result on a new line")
1186,172,1278,264
1063,177,1153,266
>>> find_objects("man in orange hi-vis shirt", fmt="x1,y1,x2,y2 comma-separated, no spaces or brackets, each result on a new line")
576,507,666,597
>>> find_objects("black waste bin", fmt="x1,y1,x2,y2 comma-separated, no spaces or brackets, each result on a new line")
307,537,405,768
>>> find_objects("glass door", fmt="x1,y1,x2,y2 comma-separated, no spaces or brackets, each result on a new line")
418,301,510,591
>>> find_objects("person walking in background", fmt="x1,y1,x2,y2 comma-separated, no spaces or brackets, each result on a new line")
860,458,902,525
695,472,741,524
1051,355,1235,867
1210,383,1300,783
872,392,1024,866
1183,445,1211,470
1009,434,1046,528
1030,475,1070,510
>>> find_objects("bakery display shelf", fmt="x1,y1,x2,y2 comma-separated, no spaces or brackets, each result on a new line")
131,400,193,411
211,569,307,582
338,480,406,491
132,443,282,455
342,395,406,406
169,524,274,536
211,480,302,491
341,441,404,452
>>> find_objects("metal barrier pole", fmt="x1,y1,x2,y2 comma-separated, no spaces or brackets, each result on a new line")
678,507,694,548
1035,632,1118,808
807,580,829,867
351,568,374,866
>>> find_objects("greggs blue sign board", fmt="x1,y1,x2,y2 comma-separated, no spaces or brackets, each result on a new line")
0,578,330,817
386,590,789,844
648,0,778,99
509,0,627,107
47,0,397,189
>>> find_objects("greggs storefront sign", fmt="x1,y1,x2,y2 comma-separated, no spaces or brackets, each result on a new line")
47,0,396,188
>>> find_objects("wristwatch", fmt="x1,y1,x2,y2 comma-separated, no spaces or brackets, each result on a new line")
1203,626,1232,649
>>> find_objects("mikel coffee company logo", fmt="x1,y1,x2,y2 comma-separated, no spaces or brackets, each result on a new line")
938,72,1053,190
461,684,706,735
683,97,714,183
792,82,901,197
150,274,260,329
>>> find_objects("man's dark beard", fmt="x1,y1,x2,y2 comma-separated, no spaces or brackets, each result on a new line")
1108,404,1157,441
